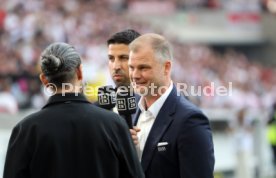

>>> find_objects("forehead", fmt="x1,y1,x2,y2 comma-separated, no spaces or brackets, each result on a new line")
129,47,155,64
108,44,129,54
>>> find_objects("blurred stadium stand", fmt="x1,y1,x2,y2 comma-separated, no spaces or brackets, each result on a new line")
1,0,276,178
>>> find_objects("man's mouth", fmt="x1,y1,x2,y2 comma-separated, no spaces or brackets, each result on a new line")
133,82,147,87
113,75,123,79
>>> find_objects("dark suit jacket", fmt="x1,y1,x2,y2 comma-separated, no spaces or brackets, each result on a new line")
134,85,215,178
4,93,144,178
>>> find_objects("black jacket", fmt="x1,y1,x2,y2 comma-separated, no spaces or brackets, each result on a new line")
4,93,144,178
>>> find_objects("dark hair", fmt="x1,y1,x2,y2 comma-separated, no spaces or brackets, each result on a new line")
107,29,140,46
40,42,81,87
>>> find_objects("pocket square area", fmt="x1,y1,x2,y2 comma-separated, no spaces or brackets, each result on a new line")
157,142,168,152
158,146,167,152
157,142,168,146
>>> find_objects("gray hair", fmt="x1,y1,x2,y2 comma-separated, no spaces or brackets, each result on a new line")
40,42,81,87
129,33,173,63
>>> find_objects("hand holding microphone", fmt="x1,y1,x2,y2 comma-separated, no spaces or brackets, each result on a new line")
129,126,141,145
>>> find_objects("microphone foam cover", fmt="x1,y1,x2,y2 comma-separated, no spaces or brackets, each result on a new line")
98,85,116,110
116,87,137,116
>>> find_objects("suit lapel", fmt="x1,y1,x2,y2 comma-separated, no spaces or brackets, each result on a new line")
141,86,178,172
132,94,141,125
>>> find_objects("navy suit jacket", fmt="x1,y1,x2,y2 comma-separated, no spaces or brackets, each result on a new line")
134,85,215,178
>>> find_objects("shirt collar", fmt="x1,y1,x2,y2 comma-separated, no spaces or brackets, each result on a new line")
138,81,173,118
43,93,90,108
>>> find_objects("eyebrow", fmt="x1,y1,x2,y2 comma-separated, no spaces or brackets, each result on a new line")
129,64,151,68
138,64,151,68
108,54,129,57
119,54,129,57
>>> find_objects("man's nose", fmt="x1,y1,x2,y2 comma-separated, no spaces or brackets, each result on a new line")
113,59,122,70
131,68,140,80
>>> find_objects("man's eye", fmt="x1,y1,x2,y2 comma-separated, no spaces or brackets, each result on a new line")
121,56,129,60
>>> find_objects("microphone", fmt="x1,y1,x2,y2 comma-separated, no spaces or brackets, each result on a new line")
116,87,137,129
97,85,116,110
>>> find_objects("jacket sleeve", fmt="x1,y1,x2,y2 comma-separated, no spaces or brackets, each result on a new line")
177,116,215,178
3,123,32,178
268,111,276,125
114,115,145,178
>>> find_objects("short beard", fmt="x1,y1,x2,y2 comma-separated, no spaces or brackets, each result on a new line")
115,80,130,88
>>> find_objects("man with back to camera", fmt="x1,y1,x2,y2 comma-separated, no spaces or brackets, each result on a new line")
3,42,144,178
128,33,215,178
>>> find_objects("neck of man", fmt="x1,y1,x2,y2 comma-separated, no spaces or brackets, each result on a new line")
116,82,131,90
55,80,83,94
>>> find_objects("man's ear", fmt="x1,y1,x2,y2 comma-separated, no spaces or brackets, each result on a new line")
164,60,171,76
76,64,83,81
39,73,49,86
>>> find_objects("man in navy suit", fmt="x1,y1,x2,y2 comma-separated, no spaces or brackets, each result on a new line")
128,33,215,178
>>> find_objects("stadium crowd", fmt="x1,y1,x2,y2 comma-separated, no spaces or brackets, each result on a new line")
0,0,275,114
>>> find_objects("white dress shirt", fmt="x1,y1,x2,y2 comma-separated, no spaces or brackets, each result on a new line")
136,81,173,160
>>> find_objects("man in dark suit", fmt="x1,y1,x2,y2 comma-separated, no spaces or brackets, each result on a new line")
3,42,144,178
128,33,215,178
